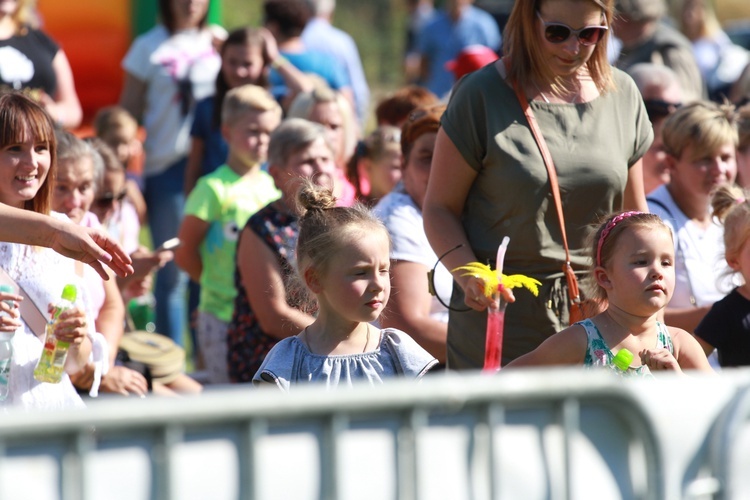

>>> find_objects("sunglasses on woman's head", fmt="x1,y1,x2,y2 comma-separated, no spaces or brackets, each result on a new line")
536,11,608,46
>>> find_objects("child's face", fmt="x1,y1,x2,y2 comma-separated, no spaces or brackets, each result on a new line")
365,145,402,200
0,129,51,209
222,43,265,88
316,228,391,324
52,156,96,224
599,226,675,315
271,137,336,201
223,109,281,166
667,142,737,200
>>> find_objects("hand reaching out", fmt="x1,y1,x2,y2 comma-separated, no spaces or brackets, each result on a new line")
50,222,134,280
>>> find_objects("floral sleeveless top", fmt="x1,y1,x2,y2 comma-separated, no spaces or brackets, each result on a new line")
227,203,302,383
580,318,674,376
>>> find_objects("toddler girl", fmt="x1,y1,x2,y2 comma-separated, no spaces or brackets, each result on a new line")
507,212,712,374
253,180,438,390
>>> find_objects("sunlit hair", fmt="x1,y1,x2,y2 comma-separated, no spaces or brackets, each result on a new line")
267,118,331,169
295,178,390,281
55,129,101,194
159,0,209,34
0,91,56,214
503,0,615,96
221,84,281,126
712,185,750,280
212,27,268,127
584,212,673,301
286,85,358,165
11,0,39,33
400,104,445,161
93,105,138,142
627,63,680,97
662,100,738,159
375,85,439,127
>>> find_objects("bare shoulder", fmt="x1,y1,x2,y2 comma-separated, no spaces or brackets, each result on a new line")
506,324,588,367
666,326,714,373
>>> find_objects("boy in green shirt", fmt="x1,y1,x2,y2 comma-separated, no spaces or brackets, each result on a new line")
176,85,282,383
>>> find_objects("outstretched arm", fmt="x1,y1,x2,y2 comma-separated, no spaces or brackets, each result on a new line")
0,204,133,279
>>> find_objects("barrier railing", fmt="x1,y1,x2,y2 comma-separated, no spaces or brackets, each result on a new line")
0,369,677,500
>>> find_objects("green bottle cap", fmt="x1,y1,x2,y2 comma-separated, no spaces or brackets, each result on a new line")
61,284,77,302
612,348,634,372
0,284,13,293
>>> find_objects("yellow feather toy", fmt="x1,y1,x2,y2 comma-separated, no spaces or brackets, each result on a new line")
452,262,541,298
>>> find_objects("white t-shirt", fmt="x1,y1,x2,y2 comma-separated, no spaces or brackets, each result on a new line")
374,184,452,322
122,25,222,177
647,185,729,309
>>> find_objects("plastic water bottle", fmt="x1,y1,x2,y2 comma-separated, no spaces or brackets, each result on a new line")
0,284,16,400
33,284,78,383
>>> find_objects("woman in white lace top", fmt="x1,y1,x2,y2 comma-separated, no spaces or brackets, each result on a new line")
0,91,93,410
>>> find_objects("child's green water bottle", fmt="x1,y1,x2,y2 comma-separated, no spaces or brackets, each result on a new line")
33,284,77,383
611,349,634,372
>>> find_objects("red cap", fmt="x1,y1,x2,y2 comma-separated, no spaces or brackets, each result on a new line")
445,45,498,80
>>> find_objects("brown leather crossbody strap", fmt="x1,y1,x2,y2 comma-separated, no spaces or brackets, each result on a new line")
0,266,48,337
510,74,581,304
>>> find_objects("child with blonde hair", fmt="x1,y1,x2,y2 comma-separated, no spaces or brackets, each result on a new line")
175,84,283,384
507,212,712,374
694,185,750,366
253,180,437,391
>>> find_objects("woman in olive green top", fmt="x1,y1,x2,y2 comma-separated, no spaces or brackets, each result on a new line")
422,0,653,369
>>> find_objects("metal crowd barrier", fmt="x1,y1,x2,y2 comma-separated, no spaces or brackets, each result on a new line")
0,369,732,500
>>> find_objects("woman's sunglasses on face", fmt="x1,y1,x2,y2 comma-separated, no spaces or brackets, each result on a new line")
536,11,608,46
93,189,127,209
644,99,682,121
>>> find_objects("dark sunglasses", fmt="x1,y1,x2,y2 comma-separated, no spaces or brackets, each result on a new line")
93,190,127,208
536,11,608,46
643,99,682,121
